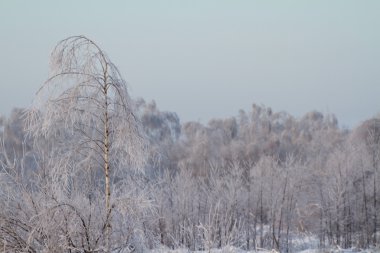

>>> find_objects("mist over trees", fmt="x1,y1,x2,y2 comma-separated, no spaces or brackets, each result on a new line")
0,37,379,252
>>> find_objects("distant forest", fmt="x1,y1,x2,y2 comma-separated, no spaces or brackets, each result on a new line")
1,100,379,252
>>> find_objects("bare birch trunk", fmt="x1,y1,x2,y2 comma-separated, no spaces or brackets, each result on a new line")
103,76,112,253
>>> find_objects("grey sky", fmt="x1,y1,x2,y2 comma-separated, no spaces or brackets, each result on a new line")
1,1,379,128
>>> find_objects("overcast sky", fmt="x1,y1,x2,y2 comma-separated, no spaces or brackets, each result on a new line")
1,1,379,128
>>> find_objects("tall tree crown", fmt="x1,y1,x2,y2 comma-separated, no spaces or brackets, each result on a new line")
26,35,147,174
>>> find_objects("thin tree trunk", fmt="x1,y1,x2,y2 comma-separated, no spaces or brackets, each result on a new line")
103,73,111,253
319,185,326,248
361,166,370,247
260,183,264,248
277,169,289,251
285,193,294,253
253,215,257,251
373,166,377,246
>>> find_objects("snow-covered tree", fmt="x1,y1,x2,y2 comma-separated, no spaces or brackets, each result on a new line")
1,36,149,253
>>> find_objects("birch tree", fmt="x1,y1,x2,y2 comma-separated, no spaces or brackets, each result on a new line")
26,35,147,252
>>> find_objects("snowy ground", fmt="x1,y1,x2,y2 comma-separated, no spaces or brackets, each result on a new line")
149,247,277,253
148,234,380,253
150,247,380,253
148,246,380,253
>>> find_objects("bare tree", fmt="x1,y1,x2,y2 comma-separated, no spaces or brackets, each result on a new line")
26,35,147,252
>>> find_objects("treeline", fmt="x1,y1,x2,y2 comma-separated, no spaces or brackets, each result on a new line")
136,99,379,251
1,101,379,252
